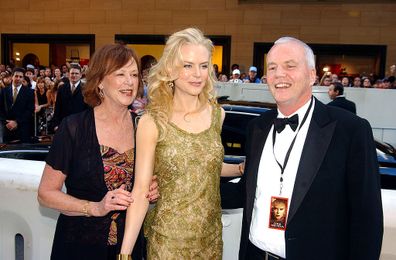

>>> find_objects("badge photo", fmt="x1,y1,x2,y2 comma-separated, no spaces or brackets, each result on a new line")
268,196,288,230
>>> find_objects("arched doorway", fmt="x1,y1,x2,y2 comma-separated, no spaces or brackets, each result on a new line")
22,53,40,68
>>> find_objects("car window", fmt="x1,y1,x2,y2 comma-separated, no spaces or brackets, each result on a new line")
222,111,259,156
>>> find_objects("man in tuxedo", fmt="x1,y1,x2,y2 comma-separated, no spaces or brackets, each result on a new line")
327,82,356,114
53,64,88,130
0,67,34,143
239,37,383,260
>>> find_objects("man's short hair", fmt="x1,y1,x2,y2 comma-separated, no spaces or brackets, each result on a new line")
69,63,82,72
12,67,26,76
333,82,344,95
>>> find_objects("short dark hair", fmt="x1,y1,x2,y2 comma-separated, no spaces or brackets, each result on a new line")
69,64,82,72
12,67,25,76
332,82,344,95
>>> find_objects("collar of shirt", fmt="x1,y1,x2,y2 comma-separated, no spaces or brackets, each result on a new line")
277,97,313,126
12,84,22,92
71,80,81,87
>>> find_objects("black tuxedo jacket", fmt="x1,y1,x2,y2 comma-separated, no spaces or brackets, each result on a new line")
239,99,383,260
327,96,356,114
53,81,89,127
0,85,34,142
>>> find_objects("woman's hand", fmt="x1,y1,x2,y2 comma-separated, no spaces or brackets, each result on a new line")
35,104,41,113
90,184,134,217
147,175,159,203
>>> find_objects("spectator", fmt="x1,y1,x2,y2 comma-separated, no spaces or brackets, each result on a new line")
140,55,157,97
52,64,89,130
1,71,12,86
362,77,372,88
330,73,339,83
352,76,362,87
0,64,6,73
240,72,247,82
52,67,62,82
231,63,239,71
34,77,50,136
313,75,320,86
218,74,228,82
321,75,332,86
0,67,35,143
39,67,46,78
44,67,52,78
383,77,392,89
61,64,69,77
341,76,350,87
229,69,243,83
213,64,220,79
25,66,37,89
327,82,356,114
373,79,384,89
261,75,267,84
243,66,261,83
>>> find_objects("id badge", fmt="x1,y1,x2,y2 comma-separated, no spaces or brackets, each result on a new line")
268,196,288,230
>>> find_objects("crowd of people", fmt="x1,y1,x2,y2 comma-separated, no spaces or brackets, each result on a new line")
215,62,396,89
0,58,151,143
0,62,79,143
1,48,395,143
318,69,396,89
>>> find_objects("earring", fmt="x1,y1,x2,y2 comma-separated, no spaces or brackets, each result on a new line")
99,86,104,98
167,81,174,89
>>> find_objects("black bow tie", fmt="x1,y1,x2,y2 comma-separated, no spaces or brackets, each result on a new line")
274,114,299,133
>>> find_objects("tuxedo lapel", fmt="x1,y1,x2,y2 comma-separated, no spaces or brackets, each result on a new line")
245,110,276,224
13,86,25,105
6,86,13,108
287,100,336,223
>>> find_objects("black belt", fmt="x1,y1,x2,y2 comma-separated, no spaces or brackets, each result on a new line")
247,240,286,260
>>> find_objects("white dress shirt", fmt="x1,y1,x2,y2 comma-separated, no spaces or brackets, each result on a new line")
249,98,315,258
12,84,22,98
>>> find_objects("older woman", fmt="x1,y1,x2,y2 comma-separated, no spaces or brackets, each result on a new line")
37,44,158,260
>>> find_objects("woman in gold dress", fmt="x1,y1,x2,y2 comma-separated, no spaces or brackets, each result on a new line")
120,28,242,259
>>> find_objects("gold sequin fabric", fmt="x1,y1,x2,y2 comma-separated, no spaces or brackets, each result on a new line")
145,105,224,260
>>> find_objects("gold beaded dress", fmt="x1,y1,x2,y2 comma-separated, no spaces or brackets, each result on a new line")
145,105,224,259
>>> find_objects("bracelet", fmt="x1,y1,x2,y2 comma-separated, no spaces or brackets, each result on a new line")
82,200,90,217
116,254,132,260
238,163,244,176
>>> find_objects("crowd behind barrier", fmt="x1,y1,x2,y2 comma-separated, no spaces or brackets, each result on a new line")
0,63,396,143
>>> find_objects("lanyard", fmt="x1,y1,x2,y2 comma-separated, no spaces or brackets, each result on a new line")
272,97,313,195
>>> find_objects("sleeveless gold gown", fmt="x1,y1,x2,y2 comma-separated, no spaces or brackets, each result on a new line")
145,105,224,259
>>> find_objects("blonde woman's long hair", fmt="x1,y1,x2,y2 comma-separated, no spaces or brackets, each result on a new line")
147,27,217,141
